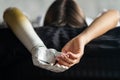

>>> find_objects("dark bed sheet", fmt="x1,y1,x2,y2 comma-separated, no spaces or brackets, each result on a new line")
0,26,120,80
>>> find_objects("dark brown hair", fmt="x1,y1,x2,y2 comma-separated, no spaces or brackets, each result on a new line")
44,0,87,28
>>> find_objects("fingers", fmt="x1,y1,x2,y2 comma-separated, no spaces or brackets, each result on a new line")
56,56,75,67
66,52,78,59
56,53,80,67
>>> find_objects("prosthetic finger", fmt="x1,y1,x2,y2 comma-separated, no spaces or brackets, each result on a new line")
3,7,68,72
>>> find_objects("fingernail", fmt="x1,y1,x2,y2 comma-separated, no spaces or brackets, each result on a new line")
66,54,69,57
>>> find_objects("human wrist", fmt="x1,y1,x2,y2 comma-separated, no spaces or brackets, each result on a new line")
77,33,91,45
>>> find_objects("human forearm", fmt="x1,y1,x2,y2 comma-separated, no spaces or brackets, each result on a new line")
78,9,120,45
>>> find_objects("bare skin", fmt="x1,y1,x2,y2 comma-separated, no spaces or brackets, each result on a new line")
56,9,120,67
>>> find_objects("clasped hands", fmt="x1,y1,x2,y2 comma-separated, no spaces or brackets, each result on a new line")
56,35,85,68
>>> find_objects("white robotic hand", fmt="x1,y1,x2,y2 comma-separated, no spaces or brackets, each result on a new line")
3,7,69,73
32,46,69,72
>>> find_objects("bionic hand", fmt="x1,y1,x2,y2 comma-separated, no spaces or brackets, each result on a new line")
3,7,68,72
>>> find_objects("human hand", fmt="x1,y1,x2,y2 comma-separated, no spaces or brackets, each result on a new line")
56,36,86,67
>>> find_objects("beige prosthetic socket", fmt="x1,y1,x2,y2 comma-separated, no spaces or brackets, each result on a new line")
3,7,46,54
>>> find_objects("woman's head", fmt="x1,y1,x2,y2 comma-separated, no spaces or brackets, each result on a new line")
44,0,87,28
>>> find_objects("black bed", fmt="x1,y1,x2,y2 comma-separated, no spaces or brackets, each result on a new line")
0,23,120,80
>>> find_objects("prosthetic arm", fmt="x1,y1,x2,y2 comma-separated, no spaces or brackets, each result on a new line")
3,7,68,72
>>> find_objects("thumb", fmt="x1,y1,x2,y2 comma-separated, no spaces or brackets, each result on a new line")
61,41,72,53
61,48,67,53
62,45,70,53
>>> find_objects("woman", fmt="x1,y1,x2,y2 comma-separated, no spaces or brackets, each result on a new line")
43,0,120,67
3,0,120,72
